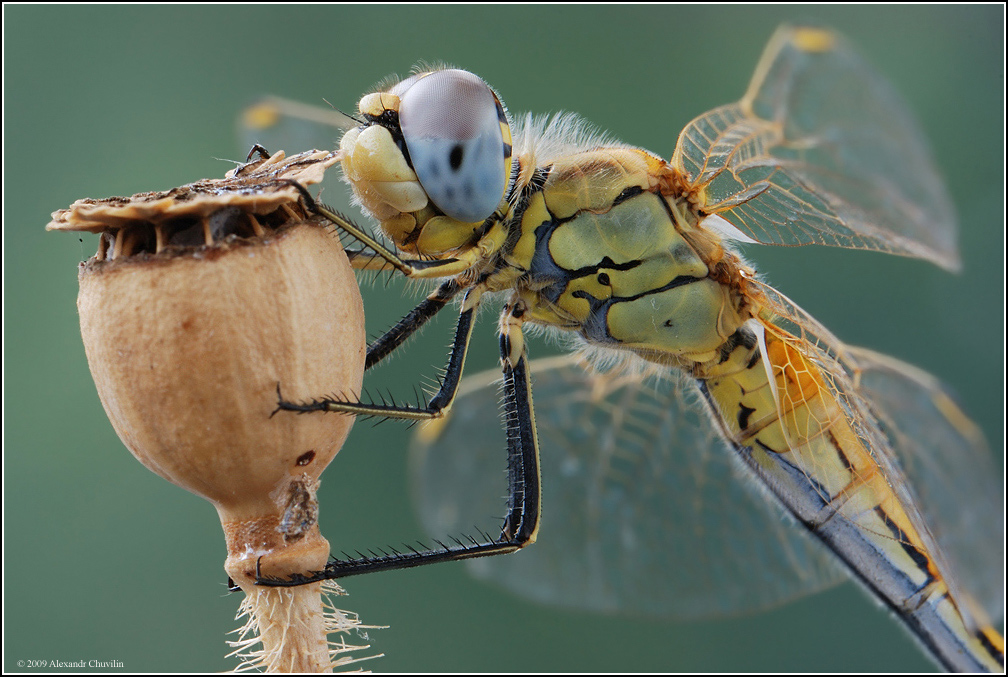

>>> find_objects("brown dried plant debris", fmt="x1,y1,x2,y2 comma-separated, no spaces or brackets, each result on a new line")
47,149,340,261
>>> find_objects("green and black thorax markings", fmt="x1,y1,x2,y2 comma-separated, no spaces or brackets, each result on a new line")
483,149,753,369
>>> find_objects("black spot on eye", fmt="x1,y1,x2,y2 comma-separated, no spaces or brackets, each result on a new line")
449,144,464,171
597,272,611,286
296,450,316,466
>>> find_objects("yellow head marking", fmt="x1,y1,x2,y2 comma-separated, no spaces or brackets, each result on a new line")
358,92,401,117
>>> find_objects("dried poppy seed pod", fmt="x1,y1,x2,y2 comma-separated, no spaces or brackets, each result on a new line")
49,150,372,672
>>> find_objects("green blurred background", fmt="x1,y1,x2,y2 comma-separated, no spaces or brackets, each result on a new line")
4,5,1003,672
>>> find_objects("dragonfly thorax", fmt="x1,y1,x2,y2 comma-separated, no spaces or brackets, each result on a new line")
494,146,749,367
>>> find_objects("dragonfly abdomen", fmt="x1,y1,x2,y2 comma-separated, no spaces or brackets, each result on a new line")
696,324,1004,672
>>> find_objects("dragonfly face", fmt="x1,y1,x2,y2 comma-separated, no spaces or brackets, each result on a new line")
338,68,512,256
256,24,1004,672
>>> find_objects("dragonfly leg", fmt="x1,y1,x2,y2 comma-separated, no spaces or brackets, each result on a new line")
274,286,481,421
496,299,543,546
280,179,475,279
245,143,272,163
256,300,541,585
365,279,461,370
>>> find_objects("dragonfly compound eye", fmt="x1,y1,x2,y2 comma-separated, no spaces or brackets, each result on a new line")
399,69,510,223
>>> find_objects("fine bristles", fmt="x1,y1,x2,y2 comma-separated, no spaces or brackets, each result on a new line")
511,111,631,168
229,580,382,672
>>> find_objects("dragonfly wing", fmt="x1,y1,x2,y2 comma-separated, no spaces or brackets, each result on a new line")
672,25,959,270
409,354,844,620
849,347,1004,624
749,278,1002,629
238,96,357,159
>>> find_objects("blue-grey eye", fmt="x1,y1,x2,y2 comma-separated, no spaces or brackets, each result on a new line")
399,69,507,223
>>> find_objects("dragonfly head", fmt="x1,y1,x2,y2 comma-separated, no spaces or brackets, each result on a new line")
340,68,513,257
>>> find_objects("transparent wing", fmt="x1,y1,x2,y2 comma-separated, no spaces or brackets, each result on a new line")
672,25,959,270
238,96,357,157
409,355,845,620
749,278,1003,627
850,347,1004,623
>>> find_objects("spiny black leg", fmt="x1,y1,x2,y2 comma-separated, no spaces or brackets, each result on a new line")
276,288,479,421
278,179,414,275
245,143,272,162
498,337,542,545
278,180,465,279
365,279,461,371
497,301,542,545
256,302,543,585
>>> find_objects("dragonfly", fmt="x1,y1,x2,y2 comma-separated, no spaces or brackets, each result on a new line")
248,25,1004,671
